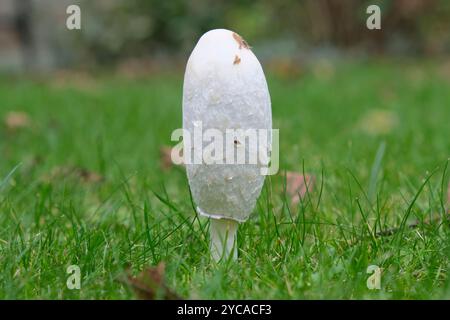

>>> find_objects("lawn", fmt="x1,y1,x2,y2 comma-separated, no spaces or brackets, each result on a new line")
0,59,449,299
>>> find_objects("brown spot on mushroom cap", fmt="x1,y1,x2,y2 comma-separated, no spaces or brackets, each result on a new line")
233,55,241,65
232,32,250,50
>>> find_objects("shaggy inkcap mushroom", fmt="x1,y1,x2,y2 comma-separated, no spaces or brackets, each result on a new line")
183,29,272,261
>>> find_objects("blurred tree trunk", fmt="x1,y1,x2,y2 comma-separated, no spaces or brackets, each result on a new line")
14,0,34,70
304,0,438,53
305,0,361,47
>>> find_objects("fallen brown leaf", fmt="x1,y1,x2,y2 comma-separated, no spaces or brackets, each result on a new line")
4,111,31,131
347,180,450,245
115,58,185,79
312,59,335,81
49,70,99,93
267,58,303,80
42,166,103,184
357,109,398,136
285,171,315,206
160,146,184,171
122,262,182,300
77,167,104,183
160,146,173,171
438,59,450,83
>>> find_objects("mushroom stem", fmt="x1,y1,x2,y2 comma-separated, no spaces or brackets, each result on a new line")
209,218,239,262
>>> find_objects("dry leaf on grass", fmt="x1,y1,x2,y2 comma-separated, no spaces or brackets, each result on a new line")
160,146,184,171
76,167,104,183
50,70,99,93
115,58,184,79
267,58,303,80
4,111,31,131
369,181,450,239
122,262,182,300
42,166,103,184
285,171,315,206
358,109,398,136
312,59,335,81
438,59,450,83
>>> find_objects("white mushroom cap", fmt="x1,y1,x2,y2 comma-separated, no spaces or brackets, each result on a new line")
183,29,272,222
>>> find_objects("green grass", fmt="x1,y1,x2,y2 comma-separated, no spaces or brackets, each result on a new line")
0,60,449,299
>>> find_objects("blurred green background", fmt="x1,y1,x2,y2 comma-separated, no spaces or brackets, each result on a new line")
1,0,450,72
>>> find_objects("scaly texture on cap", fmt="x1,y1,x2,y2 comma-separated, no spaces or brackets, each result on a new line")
183,29,272,222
